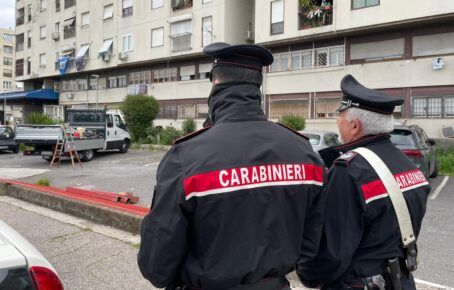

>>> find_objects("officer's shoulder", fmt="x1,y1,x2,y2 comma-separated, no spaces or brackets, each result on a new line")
275,123,309,140
334,151,359,166
173,126,212,145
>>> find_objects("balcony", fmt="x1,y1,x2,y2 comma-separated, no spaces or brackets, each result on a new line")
16,14,25,26
64,27,75,39
298,0,333,30
170,33,192,52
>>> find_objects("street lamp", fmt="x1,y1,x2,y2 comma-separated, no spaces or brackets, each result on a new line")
90,74,100,108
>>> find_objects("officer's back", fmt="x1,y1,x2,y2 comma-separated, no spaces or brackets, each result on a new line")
138,43,325,290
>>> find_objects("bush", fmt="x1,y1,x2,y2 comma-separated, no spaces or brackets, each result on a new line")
120,95,160,142
36,179,50,186
25,112,59,125
278,114,306,131
182,118,196,135
436,147,454,176
160,126,183,145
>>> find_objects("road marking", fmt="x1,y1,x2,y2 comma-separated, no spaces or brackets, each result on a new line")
414,278,452,289
144,162,159,167
0,168,50,179
0,196,140,245
430,176,449,200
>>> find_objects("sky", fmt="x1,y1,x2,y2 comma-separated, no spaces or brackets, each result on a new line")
0,0,15,30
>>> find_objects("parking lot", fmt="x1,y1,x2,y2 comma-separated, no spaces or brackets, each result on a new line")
0,149,166,206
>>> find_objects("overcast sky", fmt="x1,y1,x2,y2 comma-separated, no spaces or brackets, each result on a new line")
0,0,15,30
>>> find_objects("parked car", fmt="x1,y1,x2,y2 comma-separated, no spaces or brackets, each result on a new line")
299,130,342,152
390,125,438,178
0,219,64,289
0,126,19,153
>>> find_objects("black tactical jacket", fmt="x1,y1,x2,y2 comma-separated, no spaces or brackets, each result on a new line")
138,84,325,289
297,134,430,289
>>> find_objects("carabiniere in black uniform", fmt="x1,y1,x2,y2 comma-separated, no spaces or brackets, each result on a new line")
138,43,326,290
297,75,431,290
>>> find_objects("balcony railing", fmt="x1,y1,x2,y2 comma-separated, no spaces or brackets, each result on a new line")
64,28,76,39
298,1,333,30
16,16,25,26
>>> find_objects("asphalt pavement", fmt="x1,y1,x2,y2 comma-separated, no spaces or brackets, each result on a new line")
0,149,165,206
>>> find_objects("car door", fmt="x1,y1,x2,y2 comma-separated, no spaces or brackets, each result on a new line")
105,114,118,150
414,128,432,174
420,129,436,174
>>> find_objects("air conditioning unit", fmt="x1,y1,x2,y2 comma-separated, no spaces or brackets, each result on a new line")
102,53,111,62
51,32,60,41
67,92,75,99
118,52,128,60
245,30,254,42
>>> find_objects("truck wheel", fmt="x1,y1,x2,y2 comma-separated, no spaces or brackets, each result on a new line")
119,140,129,153
81,150,94,162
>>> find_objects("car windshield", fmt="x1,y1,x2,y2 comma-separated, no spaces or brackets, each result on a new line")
305,134,321,145
0,128,6,134
390,129,415,146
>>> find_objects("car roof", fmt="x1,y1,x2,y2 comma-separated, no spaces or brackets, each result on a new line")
299,130,338,135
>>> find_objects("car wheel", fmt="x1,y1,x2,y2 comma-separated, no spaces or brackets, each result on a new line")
12,147,19,154
430,160,439,178
119,140,129,154
81,149,94,162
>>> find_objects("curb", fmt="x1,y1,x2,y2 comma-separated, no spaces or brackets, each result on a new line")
0,180,148,235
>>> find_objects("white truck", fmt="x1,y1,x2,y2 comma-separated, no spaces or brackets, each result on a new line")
15,108,131,162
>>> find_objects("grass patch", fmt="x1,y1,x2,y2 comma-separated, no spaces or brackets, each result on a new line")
436,147,454,176
36,178,50,186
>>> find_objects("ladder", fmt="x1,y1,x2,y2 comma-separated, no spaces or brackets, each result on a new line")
50,125,82,169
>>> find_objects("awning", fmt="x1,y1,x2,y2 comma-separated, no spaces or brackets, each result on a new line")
76,44,90,58
99,39,113,55
64,18,75,27
0,89,59,102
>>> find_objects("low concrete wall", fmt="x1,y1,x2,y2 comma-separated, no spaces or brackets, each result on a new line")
1,183,144,235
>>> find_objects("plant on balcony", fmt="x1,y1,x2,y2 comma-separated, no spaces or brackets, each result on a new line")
299,0,333,29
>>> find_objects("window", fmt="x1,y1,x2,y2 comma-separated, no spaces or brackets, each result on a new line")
76,79,88,91
27,57,31,75
3,46,13,54
3,81,12,90
40,25,47,39
55,0,60,11
107,115,113,127
411,96,454,118
2,33,13,42
152,0,164,9
152,68,177,83
81,12,89,28
16,59,24,76
352,0,379,9
179,65,195,81
350,39,404,62
122,0,133,16
16,34,24,51
324,134,341,146
108,77,118,88
118,75,127,87
3,57,13,66
413,32,454,57
39,53,46,67
122,34,133,52
199,63,211,79
269,99,309,119
202,16,213,47
63,18,76,39
170,20,192,52
40,0,47,11
27,4,32,21
64,0,75,9
202,0,212,3
151,27,164,47
270,0,284,35
16,8,25,26
103,4,114,20
3,69,12,78
76,44,90,59
27,30,31,48
99,39,114,58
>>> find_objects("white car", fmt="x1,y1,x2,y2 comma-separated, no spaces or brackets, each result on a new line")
0,220,64,289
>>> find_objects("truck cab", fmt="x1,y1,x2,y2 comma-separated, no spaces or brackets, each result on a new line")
105,111,130,153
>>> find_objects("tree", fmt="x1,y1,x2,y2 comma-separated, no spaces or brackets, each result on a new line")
120,95,159,141
278,114,306,131
182,118,196,135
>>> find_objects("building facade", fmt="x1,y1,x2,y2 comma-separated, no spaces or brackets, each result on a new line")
0,28,15,93
256,0,454,137
14,0,454,136
14,0,254,126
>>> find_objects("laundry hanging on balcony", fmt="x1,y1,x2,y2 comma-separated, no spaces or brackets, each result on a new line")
57,56,71,75
75,44,90,71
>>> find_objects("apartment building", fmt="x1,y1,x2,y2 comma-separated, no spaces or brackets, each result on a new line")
256,0,454,137
0,28,15,93
14,0,254,125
